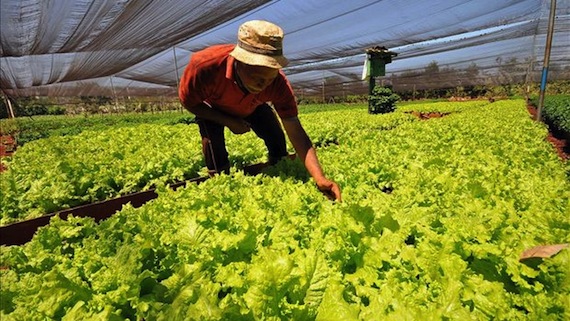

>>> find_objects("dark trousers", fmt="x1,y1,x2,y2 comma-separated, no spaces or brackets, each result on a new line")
197,103,288,173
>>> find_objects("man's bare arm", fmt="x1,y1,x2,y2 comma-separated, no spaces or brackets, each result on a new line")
282,117,341,201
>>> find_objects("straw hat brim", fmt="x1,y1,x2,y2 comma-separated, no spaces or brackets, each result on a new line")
230,45,289,69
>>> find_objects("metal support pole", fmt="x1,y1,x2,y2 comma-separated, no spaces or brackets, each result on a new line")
321,71,326,103
173,47,181,89
173,47,184,113
368,76,375,113
536,0,557,121
109,76,119,113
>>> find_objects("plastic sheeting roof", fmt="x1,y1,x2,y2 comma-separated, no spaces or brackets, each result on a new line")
1,0,569,98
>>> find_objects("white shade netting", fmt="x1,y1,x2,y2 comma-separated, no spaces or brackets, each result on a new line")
1,0,568,98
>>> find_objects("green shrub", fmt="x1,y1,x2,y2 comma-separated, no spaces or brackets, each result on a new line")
369,86,400,114
530,95,570,133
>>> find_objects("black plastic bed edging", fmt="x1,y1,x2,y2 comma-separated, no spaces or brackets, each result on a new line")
0,155,297,246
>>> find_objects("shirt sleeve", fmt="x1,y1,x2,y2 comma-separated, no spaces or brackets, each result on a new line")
270,71,298,119
178,57,210,110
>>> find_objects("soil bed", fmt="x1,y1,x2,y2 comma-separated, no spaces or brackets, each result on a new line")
0,135,16,172
409,111,450,120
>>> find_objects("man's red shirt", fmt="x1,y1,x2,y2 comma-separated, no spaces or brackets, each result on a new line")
179,44,298,119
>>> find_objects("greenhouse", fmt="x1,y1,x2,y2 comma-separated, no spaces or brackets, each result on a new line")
1,0,569,320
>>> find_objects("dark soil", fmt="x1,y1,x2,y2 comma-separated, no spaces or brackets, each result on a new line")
409,111,450,120
0,135,16,172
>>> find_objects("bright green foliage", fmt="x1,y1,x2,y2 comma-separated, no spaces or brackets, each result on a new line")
0,124,206,224
0,109,411,224
1,100,569,320
0,112,191,145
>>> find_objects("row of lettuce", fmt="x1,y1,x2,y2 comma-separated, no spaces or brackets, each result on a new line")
2,95,568,147
0,102,488,225
0,111,195,146
1,99,569,320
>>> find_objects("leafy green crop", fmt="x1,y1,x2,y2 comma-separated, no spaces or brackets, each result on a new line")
368,86,400,114
1,99,569,320
0,112,192,145
530,95,570,134
0,124,205,224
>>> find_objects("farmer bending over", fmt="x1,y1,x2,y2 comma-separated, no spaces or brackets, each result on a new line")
178,20,341,201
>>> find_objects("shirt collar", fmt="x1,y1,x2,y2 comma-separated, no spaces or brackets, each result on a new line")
227,55,251,95
225,55,236,80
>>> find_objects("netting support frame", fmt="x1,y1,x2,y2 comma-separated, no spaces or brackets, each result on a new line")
536,0,557,121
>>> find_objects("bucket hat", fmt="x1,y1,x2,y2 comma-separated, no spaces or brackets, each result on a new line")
229,20,289,69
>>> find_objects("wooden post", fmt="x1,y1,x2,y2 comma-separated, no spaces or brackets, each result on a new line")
4,95,15,118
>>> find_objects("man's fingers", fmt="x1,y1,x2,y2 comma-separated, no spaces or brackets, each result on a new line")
332,184,342,202
318,182,342,202
321,189,335,201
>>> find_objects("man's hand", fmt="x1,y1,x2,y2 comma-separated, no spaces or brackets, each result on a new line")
227,118,251,134
316,178,342,202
